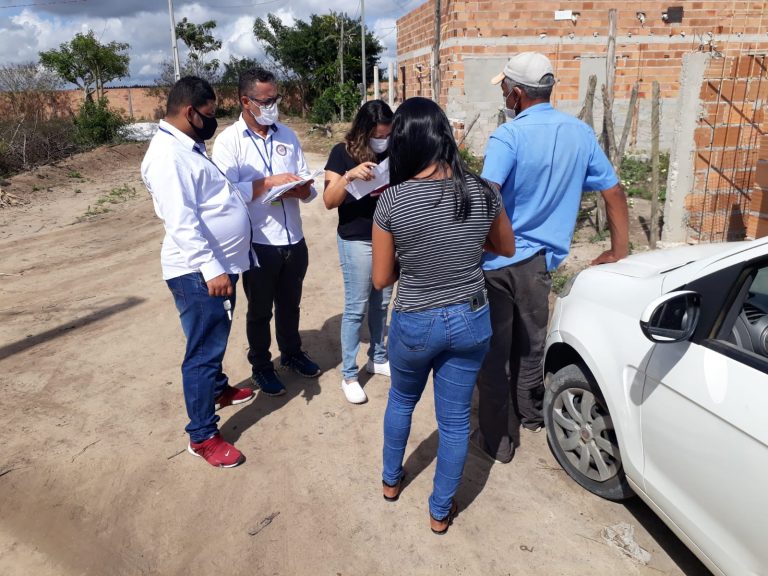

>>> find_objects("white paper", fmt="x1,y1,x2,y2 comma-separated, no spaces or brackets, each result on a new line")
261,169,323,204
345,158,390,200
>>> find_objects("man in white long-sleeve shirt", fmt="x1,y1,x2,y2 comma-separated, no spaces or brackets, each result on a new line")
213,67,321,397
141,76,271,468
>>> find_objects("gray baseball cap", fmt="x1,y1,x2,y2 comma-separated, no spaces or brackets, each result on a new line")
491,52,556,87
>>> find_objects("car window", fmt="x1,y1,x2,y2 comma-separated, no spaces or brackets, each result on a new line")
749,267,768,306
717,264,768,361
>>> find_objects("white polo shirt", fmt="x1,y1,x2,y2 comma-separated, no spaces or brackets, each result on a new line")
141,120,254,281
212,115,317,247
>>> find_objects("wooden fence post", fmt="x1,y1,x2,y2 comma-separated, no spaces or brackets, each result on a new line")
650,80,661,248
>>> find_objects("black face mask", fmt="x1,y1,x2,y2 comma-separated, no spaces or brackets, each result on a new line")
191,107,218,141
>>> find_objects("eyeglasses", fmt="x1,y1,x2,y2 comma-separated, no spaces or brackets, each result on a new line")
248,95,282,107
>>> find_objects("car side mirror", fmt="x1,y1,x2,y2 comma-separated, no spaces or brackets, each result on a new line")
640,290,701,343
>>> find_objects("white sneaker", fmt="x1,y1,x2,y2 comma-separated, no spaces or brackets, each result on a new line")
366,359,391,377
341,379,368,404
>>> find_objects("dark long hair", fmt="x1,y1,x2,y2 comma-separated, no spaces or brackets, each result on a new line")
344,100,393,164
388,97,493,221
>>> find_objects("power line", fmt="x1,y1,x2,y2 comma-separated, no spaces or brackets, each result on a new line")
376,27,397,42
349,1,360,25
178,0,283,7
0,0,85,8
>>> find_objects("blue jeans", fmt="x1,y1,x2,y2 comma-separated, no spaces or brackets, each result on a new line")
166,272,239,443
382,301,492,519
337,236,392,380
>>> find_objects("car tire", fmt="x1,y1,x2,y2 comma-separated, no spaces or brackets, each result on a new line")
544,363,634,501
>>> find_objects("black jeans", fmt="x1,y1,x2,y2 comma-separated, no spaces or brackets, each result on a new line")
476,252,551,461
242,239,309,374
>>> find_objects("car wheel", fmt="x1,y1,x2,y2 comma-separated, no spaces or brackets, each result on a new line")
544,364,634,501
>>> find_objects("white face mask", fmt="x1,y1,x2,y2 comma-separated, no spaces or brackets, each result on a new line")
502,107,517,120
252,102,279,126
502,90,518,120
369,137,389,153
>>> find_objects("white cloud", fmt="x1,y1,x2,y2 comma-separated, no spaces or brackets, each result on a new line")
0,0,413,85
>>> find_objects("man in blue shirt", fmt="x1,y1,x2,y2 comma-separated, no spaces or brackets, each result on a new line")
472,52,629,464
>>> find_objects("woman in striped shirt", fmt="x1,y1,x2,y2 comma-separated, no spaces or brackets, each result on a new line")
372,97,515,534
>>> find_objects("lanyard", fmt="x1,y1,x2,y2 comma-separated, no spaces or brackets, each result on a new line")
246,129,274,176
159,126,235,185
158,125,256,267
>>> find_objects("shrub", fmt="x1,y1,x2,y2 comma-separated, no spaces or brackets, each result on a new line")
0,116,77,177
459,148,483,174
619,153,669,202
74,97,125,147
310,82,361,124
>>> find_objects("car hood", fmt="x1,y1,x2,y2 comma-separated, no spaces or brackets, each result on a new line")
594,240,762,279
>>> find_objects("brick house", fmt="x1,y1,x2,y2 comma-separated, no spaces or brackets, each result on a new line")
396,1,768,241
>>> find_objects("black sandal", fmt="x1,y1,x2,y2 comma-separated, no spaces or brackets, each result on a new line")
382,472,405,502
430,499,458,535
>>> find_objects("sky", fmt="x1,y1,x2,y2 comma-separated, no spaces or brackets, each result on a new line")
0,0,423,86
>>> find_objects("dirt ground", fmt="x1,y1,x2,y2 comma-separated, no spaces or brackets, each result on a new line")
0,119,709,576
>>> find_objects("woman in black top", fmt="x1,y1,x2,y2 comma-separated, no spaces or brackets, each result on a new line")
324,100,394,405
372,97,515,534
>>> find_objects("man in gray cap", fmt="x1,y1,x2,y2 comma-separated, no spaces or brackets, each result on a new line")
472,52,629,463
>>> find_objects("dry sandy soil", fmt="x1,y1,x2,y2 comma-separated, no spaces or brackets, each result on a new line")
0,119,709,576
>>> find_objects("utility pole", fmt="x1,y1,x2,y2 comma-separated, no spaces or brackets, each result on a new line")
432,0,441,103
340,16,345,86
168,0,181,81
339,14,345,121
361,0,366,103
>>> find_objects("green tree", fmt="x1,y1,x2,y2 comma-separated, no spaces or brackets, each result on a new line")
39,30,130,102
175,17,222,81
220,55,262,85
253,12,383,115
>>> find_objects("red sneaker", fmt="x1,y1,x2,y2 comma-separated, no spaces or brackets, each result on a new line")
214,386,255,411
187,434,245,468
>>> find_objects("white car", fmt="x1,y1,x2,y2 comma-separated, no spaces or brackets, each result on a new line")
543,238,768,576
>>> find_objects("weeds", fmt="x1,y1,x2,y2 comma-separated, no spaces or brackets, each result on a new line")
620,153,669,202
67,170,83,179
93,184,136,207
460,148,484,174
77,184,137,221
551,268,573,295
81,204,109,218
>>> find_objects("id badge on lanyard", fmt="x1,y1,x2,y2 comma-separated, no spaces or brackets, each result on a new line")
248,130,282,206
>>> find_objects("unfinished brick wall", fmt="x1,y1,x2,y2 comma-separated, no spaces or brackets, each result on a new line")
399,1,768,241
685,53,768,241
398,0,768,105
397,1,768,155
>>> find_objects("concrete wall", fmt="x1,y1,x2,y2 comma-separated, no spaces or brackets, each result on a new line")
446,55,679,155
397,0,768,154
0,86,238,122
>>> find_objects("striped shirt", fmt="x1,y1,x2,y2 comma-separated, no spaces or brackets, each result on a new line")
374,176,501,312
